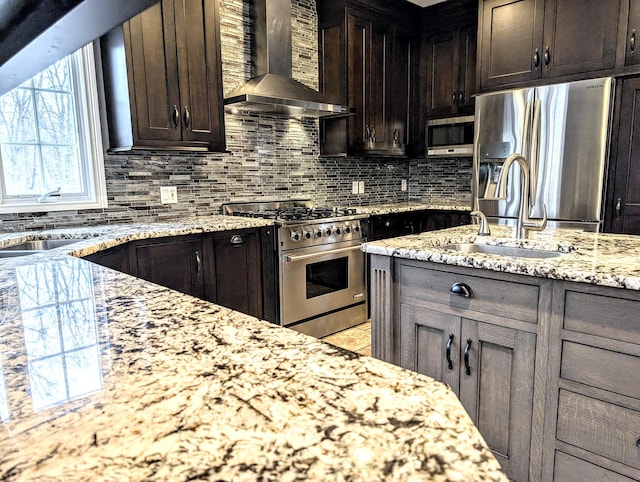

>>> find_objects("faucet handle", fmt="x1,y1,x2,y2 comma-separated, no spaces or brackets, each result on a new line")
523,203,547,231
470,210,491,236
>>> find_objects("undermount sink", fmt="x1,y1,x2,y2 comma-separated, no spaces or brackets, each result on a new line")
0,238,82,258
442,243,568,259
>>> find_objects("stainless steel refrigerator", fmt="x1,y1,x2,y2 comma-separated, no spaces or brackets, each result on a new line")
473,77,614,231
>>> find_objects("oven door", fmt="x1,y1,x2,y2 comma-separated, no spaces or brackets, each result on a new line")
279,239,366,326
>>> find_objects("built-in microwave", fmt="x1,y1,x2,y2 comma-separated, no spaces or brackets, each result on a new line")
426,115,474,157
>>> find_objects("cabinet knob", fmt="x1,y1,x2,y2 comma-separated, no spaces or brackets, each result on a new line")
452,91,457,105
450,282,473,298
458,91,464,106
631,29,636,53
533,48,540,69
615,198,622,218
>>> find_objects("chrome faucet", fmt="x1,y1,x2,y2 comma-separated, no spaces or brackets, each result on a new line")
470,210,491,236
492,153,547,239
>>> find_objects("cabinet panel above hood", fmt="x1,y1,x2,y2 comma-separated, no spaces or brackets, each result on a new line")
0,0,160,95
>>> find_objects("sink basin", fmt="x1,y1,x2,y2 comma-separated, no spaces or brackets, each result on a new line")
442,243,567,259
0,238,82,258
1,239,81,251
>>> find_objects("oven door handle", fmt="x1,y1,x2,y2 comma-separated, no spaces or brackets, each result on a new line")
283,245,362,263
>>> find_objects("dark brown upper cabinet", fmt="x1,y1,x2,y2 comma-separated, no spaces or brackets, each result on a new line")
626,0,640,66
424,0,477,117
478,0,622,91
317,0,422,157
100,0,225,152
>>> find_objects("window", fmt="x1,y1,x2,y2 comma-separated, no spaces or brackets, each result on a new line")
0,44,107,213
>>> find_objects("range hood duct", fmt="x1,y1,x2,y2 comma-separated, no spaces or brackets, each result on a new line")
224,0,351,118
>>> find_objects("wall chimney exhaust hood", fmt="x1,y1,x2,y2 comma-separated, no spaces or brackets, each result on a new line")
224,0,351,118
0,0,160,96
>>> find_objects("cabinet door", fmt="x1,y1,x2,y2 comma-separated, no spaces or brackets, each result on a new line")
211,230,262,318
399,304,461,393
389,31,418,150
457,23,477,114
125,0,182,143
459,320,536,482
84,244,132,274
347,13,369,148
134,238,204,298
367,21,390,151
541,0,620,78
426,31,458,116
479,0,544,89
626,0,640,66
609,77,640,234
174,0,225,149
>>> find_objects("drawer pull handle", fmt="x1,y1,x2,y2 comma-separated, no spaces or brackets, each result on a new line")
464,339,472,376
450,282,473,298
230,235,243,245
446,334,454,370
637,437,640,448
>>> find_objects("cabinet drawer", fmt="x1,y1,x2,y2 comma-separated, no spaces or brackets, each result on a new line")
564,290,640,344
399,264,539,323
557,390,640,470
554,451,636,482
561,342,640,399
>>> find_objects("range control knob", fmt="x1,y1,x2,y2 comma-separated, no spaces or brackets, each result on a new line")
302,229,312,240
315,229,323,238
335,227,342,235
290,230,301,242
354,225,361,233
344,226,352,234
326,228,333,236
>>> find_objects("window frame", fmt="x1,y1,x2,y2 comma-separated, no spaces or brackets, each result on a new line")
0,44,107,214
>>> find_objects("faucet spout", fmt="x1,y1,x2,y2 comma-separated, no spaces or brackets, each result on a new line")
493,153,547,239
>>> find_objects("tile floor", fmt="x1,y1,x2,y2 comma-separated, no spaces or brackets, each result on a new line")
321,321,372,356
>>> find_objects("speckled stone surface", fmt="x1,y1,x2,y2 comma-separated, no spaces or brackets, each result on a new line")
354,202,471,215
361,224,640,290
0,222,507,481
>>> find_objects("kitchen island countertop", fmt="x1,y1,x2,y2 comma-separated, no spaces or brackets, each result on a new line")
0,218,506,481
361,224,640,290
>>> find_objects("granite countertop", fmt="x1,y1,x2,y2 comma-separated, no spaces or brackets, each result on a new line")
361,224,640,290
0,219,507,481
354,201,471,215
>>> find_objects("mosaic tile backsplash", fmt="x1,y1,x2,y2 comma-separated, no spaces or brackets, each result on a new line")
0,0,471,232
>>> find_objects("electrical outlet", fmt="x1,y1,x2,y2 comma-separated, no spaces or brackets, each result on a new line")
352,181,359,194
358,181,365,194
160,186,178,204
401,179,407,191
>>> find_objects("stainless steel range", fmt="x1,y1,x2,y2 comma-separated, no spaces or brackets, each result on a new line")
222,200,368,338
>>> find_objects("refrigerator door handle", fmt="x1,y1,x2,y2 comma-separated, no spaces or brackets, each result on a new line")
530,99,542,207
522,101,532,161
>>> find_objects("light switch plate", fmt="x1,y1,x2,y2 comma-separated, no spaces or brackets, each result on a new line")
160,186,178,204
401,179,407,191
352,181,359,194
358,181,365,194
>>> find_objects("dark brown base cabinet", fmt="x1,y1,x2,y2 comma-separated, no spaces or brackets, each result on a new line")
132,236,207,299
84,228,276,322
364,209,471,241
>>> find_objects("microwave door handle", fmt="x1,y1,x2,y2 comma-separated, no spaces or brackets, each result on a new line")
283,245,362,263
